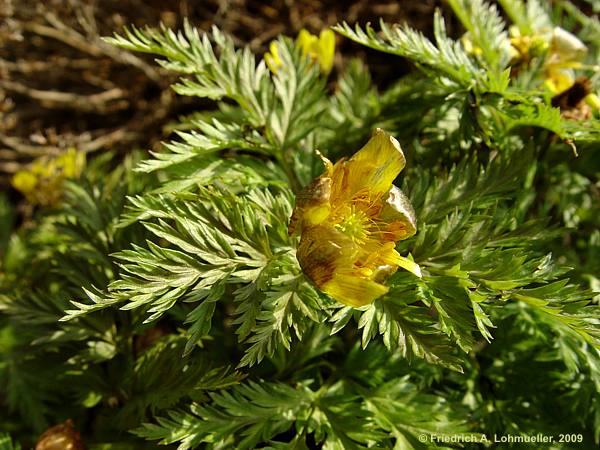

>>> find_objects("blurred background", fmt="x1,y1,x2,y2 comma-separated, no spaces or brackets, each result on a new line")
0,0,453,190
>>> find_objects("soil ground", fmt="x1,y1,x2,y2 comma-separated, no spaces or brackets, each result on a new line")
0,0,449,189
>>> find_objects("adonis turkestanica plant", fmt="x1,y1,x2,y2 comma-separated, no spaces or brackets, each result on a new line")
1,1,600,448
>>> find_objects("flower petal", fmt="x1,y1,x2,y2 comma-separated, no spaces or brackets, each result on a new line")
297,29,318,56
322,274,389,307
317,30,335,74
551,27,587,63
379,186,417,240
264,41,282,73
585,93,600,109
344,128,406,196
393,254,422,278
296,225,358,287
288,175,332,234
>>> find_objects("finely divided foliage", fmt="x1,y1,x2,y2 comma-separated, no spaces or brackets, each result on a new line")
0,434,21,450
335,11,482,88
2,0,600,448
63,186,325,365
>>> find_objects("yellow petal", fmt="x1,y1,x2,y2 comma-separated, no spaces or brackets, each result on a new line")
585,93,600,109
545,69,575,94
11,149,85,206
265,41,282,74
296,29,319,57
60,148,85,177
296,28,335,74
288,175,332,234
317,29,335,74
379,186,417,240
31,159,51,177
551,27,587,63
12,171,38,194
508,25,521,39
322,274,388,307
393,254,422,278
315,149,334,175
296,225,358,288
344,128,406,196
461,34,483,56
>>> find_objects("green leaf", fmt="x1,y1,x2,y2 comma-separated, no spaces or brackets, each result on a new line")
334,12,480,87
106,23,272,125
363,378,480,448
134,381,314,450
447,0,511,76
497,0,552,34
0,434,21,450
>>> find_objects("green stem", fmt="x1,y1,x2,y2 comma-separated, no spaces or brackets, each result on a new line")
277,149,302,193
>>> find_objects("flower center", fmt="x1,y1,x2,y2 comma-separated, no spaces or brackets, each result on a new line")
335,207,371,243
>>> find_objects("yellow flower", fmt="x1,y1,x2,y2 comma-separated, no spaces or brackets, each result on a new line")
289,129,420,308
264,41,282,74
543,27,587,94
12,148,85,206
508,25,549,64
508,25,598,109
296,29,335,74
460,34,483,57
264,29,335,75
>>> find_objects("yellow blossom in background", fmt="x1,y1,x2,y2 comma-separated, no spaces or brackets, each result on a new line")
264,40,282,74
507,25,549,61
296,29,335,74
264,28,335,75
586,92,600,109
542,27,600,111
289,129,420,308
543,27,587,94
460,33,483,57
507,25,599,110
12,148,85,206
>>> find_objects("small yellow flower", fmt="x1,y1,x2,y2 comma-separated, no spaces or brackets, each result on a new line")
296,29,335,74
12,148,85,206
264,41,282,74
264,29,335,75
289,129,420,308
508,25,598,109
460,34,483,57
543,27,587,94
508,25,549,64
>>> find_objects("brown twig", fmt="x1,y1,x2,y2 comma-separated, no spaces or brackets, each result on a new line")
0,56,99,73
0,79,127,112
0,126,140,172
24,15,163,84
0,135,63,156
